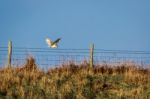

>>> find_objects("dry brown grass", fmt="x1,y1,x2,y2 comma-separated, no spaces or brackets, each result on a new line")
0,57,150,98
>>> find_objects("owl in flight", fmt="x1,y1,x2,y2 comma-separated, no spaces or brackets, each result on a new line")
46,38,61,48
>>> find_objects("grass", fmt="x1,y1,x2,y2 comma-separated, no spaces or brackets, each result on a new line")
0,57,150,99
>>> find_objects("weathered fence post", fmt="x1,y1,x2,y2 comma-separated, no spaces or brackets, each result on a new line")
7,40,12,68
89,44,94,68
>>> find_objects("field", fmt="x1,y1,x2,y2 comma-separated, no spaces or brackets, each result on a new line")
0,57,150,99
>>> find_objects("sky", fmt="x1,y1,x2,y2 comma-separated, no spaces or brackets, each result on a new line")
0,0,150,51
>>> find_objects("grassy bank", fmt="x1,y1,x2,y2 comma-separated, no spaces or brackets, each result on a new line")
0,57,150,99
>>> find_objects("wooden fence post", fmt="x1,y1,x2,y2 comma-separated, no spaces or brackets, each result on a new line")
89,44,94,68
7,40,12,68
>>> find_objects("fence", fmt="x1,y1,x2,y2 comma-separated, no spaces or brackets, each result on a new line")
0,45,150,69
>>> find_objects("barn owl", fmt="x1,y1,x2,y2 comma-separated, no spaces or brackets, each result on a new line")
46,38,61,48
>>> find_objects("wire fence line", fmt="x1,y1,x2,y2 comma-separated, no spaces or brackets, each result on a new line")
0,47,150,69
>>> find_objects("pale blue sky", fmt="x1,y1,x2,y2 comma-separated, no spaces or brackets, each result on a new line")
0,0,150,51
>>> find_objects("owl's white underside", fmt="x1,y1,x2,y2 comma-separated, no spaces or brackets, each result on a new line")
46,38,58,48
48,44,57,48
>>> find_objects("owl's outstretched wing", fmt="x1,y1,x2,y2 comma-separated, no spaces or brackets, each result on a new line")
46,38,53,47
52,38,61,45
